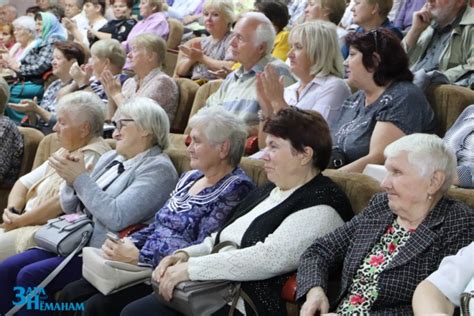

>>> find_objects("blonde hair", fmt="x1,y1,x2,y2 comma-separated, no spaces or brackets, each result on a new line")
90,38,126,69
289,21,344,77
203,0,235,28
131,33,167,67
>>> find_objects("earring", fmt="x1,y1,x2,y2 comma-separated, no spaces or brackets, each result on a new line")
427,193,433,200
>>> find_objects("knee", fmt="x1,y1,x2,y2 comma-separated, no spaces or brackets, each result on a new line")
16,266,39,288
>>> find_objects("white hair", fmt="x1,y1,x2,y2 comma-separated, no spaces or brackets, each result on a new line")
188,107,247,167
56,91,105,137
384,133,457,193
119,97,170,150
12,16,36,35
240,11,275,55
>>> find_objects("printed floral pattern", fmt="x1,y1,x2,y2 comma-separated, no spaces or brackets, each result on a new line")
337,220,412,314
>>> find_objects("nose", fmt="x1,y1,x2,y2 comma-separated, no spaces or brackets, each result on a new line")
260,147,270,161
380,174,391,191
112,128,120,140
287,48,294,58
52,121,59,132
127,50,133,59
230,34,238,47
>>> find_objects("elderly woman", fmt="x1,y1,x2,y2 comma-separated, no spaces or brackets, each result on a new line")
175,0,235,83
443,104,474,189
101,33,178,123
4,16,38,63
5,12,65,123
257,21,350,149
297,133,474,315
0,92,111,263
122,0,169,70
0,97,179,316
0,77,23,187
120,107,354,316
330,29,436,173
8,41,87,134
57,107,255,316
341,0,403,59
88,0,137,45
64,0,107,47
304,0,347,45
62,38,127,108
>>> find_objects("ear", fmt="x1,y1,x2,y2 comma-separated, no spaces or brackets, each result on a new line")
428,170,446,196
371,2,380,15
80,121,91,139
299,146,314,167
257,42,267,56
218,140,231,160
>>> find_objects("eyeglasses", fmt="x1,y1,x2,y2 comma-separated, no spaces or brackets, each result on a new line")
112,119,134,131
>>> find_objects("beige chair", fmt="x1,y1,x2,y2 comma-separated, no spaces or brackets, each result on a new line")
166,18,184,50
0,127,44,215
163,50,179,77
171,78,200,134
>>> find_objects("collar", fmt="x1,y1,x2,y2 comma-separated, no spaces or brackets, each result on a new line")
233,54,273,80
134,67,162,83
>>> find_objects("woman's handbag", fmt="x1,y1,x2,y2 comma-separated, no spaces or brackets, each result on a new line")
151,241,259,316
82,247,153,295
34,213,94,256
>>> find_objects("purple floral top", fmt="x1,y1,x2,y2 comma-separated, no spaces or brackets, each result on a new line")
131,167,254,267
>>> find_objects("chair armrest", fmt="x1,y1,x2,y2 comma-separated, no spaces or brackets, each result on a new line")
281,273,297,302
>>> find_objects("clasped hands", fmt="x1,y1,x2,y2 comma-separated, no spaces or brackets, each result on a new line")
179,41,203,63
256,64,287,119
152,252,190,302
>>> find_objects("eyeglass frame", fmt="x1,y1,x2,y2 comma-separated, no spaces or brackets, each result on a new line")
112,119,135,131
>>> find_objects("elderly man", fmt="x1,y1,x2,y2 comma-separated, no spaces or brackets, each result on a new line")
62,0,89,39
0,4,17,24
205,12,294,135
403,0,473,84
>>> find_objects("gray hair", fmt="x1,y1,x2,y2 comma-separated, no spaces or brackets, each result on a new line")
90,38,126,69
188,107,247,167
131,33,167,67
12,16,36,35
56,91,105,137
290,21,344,77
119,97,170,150
240,12,275,55
384,133,457,193
0,77,10,114
203,0,235,28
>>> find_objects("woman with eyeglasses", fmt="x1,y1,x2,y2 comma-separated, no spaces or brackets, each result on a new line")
120,107,354,316
329,28,436,173
0,97,179,316
57,107,255,316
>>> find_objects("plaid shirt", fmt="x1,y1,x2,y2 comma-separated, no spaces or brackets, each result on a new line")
19,37,59,78
297,192,474,315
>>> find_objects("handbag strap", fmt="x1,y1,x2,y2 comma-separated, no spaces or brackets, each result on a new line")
5,231,91,316
229,283,259,316
211,240,239,254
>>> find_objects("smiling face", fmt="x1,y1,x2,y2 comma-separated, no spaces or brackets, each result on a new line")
203,7,228,35
52,48,76,78
381,152,433,217
113,0,132,20
287,39,312,79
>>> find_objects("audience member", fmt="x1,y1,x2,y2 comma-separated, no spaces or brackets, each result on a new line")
257,21,350,149
26,6,42,18
205,12,294,135
393,0,425,31
122,0,169,70
255,1,290,62
0,4,17,24
175,0,235,83
443,104,474,189
88,0,137,45
62,0,89,43
57,107,255,316
0,97,178,316
37,0,58,11
331,29,436,173
0,77,23,187
298,133,474,315
101,34,178,123
341,0,403,59
0,22,14,50
121,107,354,316
288,0,307,27
162,0,203,22
5,11,66,123
304,0,347,45
65,0,107,47
412,242,474,315
8,41,87,134
403,0,473,85
62,38,127,107
0,92,111,262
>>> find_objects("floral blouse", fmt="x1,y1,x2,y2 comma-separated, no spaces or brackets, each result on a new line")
337,220,413,313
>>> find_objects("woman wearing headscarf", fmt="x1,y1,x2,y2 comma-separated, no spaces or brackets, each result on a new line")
5,11,66,123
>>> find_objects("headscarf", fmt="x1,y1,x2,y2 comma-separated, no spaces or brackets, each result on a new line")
37,12,66,45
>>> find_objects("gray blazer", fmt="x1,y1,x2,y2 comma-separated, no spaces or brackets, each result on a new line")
60,146,179,247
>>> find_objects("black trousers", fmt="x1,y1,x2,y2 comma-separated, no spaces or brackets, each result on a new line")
56,277,153,316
